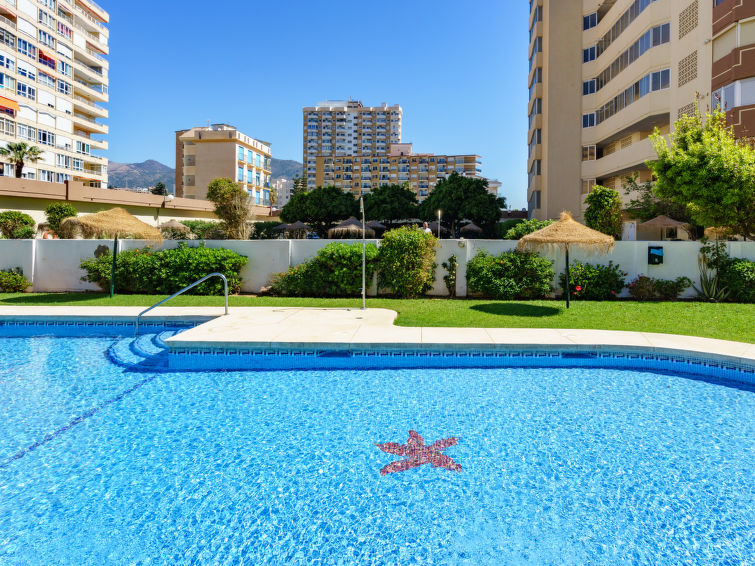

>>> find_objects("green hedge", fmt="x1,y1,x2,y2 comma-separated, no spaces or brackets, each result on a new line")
180,220,226,240
559,261,626,300
80,243,247,295
627,275,691,300
377,226,437,298
466,250,554,299
721,258,755,303
0,267,30,292
271,242,379,297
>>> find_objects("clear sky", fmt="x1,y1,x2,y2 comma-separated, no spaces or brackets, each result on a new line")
104,0,529,208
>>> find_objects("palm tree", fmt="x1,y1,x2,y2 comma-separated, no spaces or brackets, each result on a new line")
0,142,43,178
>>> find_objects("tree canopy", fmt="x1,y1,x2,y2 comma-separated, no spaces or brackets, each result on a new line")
418,172,505,235
0,142,42,178
151,182,167,196
363,184,417,225
584,185,624,239
280,186,358,237
647,108,755,240
206,178,252,239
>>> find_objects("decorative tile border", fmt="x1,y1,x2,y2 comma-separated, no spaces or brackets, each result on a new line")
168,347,755,386
0,320,197,337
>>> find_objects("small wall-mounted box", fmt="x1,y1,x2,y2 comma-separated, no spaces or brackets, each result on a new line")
648,246,664,265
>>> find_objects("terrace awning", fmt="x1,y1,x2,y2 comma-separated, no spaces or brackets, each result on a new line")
0,96,19,114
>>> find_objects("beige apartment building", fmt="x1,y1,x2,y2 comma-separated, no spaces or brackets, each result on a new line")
303,99,402,189
527,0,724,220
0,0,109,187
315,143,484,200
175,124,272,205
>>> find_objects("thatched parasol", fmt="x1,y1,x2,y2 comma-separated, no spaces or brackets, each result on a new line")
58,207,162,241
159,219,191,235
328,217,375,239
460,222,483,236
638,215,688,240
518,211,614,308
428,221,450,236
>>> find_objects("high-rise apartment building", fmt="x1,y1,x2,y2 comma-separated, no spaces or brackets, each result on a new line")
314,143,484,199
303,99,402,189
527,0,720,220
0,0,109,187
175,124,272,205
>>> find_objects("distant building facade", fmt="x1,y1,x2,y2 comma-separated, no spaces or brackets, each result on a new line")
175,124,271,204
303,99,402,190
271,176,294,207
315,143,484,201
0,0,110,187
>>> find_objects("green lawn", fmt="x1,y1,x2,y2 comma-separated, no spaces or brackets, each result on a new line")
1,293,753,343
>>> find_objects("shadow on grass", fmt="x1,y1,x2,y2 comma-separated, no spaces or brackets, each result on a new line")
0,293,110,305
470,302,561,318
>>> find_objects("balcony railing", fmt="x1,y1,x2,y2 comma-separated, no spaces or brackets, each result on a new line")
74,2,106,30
73,93,105,112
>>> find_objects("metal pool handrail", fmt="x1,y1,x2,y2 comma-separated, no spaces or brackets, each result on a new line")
134,272,229,336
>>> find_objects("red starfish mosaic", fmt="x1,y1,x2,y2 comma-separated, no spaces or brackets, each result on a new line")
376,430,462,475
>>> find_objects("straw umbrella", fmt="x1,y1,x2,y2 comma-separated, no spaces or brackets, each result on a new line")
518,211,614,308
638,215,688,240
159,219,191,238
460,222,483,238
328,217,375,239
366,220,386,237
58,207,162,241
274,221,311,238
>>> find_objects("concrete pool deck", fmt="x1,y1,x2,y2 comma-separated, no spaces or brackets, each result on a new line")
1,306,753,365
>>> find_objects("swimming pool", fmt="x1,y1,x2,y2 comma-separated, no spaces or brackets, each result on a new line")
1,327,754,564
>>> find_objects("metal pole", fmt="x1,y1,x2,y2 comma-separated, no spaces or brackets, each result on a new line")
109,234,118,298
437,210,441,239
360,196,366,310
565,245,570,309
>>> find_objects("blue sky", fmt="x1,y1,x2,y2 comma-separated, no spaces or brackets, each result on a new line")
105,0,529,208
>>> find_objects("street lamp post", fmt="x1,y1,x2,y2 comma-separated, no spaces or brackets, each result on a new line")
437,209,442,239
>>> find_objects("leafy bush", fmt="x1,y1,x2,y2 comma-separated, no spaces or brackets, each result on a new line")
0,267,30,292
627,275,691,300
181,220,226,240
698,241,755,303
503,218,554,240
80,243,247,295
250,221,282,240
584,186,623,239
559,261,626,300
0,210,35,239
44,202,77,233
466,250,554,299
271,242,379,297
497,218,524,238
441,254,457,298
377,226,437,298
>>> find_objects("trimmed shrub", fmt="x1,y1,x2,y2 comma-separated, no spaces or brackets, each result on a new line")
559,261,626,300
503,218,554,240
627,275,691,300
466,250,554,299
0,211,35,239
44,202,77,233
377,226,436,298
722,258,755,303
271,242,379,297
80,243,247,295
0,267,30,292
584,185,623,239
181,220,226,240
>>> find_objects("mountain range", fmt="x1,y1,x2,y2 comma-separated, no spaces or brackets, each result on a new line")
107,158,302,190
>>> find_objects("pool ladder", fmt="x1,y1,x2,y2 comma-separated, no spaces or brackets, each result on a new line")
134,272,229,336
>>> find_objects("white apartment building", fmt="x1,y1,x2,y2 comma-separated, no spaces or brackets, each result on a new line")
271,176,293,207
0,0,109,187
302,99,402,189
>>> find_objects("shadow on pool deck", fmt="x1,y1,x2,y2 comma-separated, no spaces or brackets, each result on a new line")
470,303,561,318
0,293,108,305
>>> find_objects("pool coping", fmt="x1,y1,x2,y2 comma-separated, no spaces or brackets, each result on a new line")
1,306,753,368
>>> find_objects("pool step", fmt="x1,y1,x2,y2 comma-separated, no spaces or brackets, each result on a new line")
107,330,180,370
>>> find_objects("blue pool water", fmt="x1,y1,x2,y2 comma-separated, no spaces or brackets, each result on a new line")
1,333,754,565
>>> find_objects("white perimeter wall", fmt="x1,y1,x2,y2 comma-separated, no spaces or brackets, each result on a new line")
1,239,754,297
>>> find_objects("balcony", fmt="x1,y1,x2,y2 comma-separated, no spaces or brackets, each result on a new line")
73,94,107,117
581,137,656,180
73,112,108,134
74,78,108,102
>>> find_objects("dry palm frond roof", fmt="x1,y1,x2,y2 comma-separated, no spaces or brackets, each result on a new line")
638,215,688,228
517,211,614,253
328,222,375,238
58,207,162,241
159,219,191,233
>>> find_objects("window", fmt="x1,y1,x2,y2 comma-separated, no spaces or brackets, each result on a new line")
0,116,15,136
39,52,56,70
583,46,596,63
17,81,35,100
247,169,253,183
0,72,15,92
39,169,54,182
237,145,244,161
17,62,35,81
582,146,596,161
56,172,70,183
38,129,55,146
582,179,596,194
56,154,70,168
0,29,15,49
596,0,659,58
583,12,598,30
17,39,36,59
72,158,83,171
529,6,543,42
75,141,90,155
57,22,72,40
0,52,14,71
39,10,55,30
56,79,70,95
237,166,244,182
39,71,55,88
58,60,71,76
247,149,253,163
40,0,56,9
582,113,596,128
583,79,596,95
17,123,35,141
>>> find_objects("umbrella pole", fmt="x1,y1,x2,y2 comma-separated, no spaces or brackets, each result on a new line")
565,245,570,309
109,235,118,299
360,197,366,310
